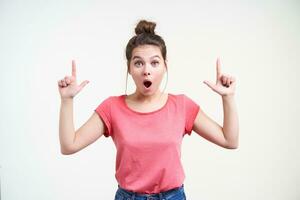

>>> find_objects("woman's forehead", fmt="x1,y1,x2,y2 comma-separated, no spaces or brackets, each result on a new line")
132,45,162,59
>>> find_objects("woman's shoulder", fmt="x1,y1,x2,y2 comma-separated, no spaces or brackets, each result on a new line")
168,93,186,99
168,93,198,105
96,94,124,105
101,94,125,100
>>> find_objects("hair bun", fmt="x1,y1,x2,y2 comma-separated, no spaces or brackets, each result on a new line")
135,20,156,35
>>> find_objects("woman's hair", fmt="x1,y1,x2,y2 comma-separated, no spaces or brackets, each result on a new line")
125,19,168,94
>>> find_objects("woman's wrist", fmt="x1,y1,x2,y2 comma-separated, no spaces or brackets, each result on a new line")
222,94,235,101
61,97,74,103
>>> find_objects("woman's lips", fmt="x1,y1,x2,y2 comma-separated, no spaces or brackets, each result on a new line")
143,80,152,88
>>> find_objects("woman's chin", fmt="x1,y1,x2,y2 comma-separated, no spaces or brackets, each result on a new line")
138,86,156,95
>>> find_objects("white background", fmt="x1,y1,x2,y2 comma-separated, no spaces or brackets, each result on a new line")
0,0,299,199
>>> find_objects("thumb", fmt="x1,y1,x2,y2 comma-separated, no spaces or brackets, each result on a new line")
78,80,90,90
203,80,216,90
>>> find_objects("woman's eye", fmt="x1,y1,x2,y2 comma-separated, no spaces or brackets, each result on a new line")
134,61,143,67
152,61,159,66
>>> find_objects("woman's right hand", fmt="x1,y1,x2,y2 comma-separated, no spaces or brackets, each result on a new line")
57,60,89,100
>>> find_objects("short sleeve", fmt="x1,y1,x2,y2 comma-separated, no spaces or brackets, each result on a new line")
183,94,200,135
94,97,113,137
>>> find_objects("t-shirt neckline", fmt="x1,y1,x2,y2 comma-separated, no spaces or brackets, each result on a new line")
121,93,170,115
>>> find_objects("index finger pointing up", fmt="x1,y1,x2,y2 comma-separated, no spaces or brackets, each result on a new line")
216,57,221,80
72,60,76,77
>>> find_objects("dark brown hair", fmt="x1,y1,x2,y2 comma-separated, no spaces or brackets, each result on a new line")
125,19,168,94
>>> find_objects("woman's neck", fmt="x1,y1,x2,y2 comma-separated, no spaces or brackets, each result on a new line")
130,90,165,103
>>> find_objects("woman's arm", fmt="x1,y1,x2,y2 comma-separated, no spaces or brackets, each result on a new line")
59,98,76,154
192,95,239,149
192,58,239,149
58,60,105,155
59,98,105,155
222,95,239,148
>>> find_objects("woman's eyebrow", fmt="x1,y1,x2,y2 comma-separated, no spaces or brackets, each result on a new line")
132,56,142,60
132,55,161,60
151,55,161,59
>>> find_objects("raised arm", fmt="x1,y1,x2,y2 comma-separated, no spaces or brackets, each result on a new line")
58,60,105,155
193,58,239,149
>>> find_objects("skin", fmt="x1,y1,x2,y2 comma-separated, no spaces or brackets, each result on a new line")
125,45,168,112
57,45,238,155
194,58,239,149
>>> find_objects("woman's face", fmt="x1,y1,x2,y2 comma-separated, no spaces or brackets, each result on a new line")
129,45,167,96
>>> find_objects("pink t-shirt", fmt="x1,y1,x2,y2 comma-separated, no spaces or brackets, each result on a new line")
94,93,200,194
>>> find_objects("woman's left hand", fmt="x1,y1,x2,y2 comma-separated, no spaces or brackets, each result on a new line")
203,58,236,97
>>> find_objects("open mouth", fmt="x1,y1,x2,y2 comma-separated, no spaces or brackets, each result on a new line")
143,80,152,88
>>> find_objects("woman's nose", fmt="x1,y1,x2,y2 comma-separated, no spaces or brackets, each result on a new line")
142,64,151,76
143,66,151,76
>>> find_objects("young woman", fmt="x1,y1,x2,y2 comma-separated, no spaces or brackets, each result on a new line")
58,19,239,200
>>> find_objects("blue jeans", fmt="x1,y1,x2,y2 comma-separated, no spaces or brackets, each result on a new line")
114,184,187,200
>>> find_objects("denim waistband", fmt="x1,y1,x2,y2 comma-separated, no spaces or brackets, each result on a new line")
117,184,184,199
